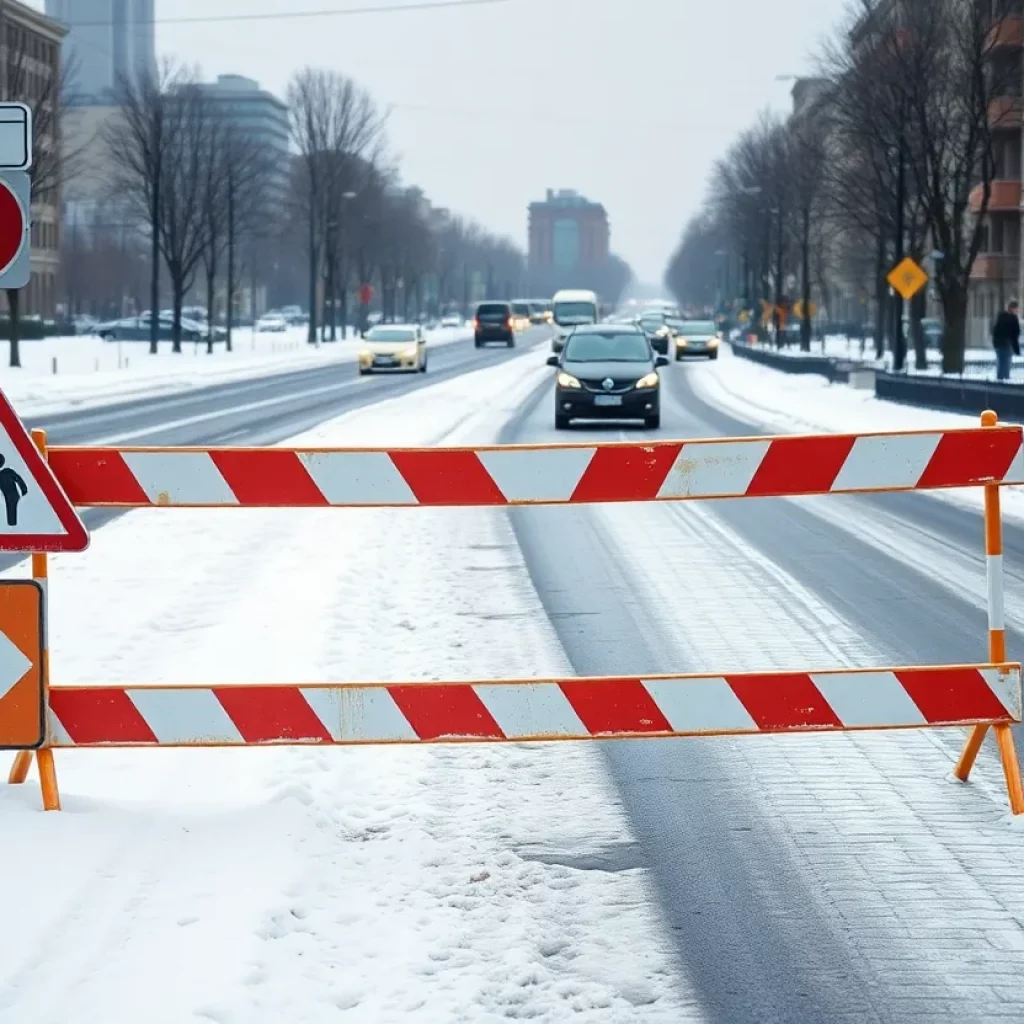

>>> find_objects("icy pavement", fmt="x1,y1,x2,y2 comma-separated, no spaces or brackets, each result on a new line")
589,497,1024,1020
686,343,1024,523
0,326,470,417
0,349,699,1024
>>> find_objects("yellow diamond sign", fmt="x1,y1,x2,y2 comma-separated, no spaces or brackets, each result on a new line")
887,257,929,301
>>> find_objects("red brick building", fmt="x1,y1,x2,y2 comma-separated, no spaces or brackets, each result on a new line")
528,190,610,277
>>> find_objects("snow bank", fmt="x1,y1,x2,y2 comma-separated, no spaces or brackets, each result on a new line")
0,326,471,417
687,344,1024,522
0,351,693,1022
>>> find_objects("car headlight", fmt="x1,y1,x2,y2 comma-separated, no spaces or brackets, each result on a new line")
557,371,582,389
708,337,720,347
677,338,688,347
635,372,659,389
359,349,372,360
402,346,418,358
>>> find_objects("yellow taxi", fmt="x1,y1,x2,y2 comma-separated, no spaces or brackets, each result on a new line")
358,323,428,374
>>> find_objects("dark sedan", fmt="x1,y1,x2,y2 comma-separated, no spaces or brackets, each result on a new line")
547,325,667,430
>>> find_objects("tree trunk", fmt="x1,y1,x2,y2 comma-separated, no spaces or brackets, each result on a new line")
800,208,811,352
940,284,968,376
7,289,21,369
911,288,928,371
873,233,887,361
226,185,235,353
327,254,337,342
171,282,183,354
307,213,318,345
340,284,348,340
149,172,160,356
205,254,217,355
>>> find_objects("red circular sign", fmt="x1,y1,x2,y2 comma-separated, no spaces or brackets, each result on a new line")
0,181,26,276
358,283,374,305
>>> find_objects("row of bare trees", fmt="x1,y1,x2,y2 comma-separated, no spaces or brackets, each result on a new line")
286,67,525,345
102,62,526,354
666,0,1022,374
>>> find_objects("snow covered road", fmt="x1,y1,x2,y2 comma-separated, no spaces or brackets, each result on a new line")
2,337,1024,1021
0,345,697,1023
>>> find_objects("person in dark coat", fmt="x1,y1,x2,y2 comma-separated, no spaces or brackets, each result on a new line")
992,300,1021,381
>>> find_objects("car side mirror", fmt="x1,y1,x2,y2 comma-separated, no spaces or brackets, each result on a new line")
655,355,669,368
546,355,559,367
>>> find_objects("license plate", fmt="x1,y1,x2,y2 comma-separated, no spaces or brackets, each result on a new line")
594,394,622,407
374,356,396,365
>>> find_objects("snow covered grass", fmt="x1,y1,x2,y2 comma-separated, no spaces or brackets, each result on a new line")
687,344,1024,522
0,326,471,417
0,350,693,1023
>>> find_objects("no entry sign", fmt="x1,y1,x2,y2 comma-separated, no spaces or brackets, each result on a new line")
0,172,30,289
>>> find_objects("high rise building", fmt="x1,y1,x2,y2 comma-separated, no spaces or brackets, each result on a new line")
194,75,290,198
44,0,156,102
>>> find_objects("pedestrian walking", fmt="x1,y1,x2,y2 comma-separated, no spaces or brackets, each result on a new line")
992,300,1021,382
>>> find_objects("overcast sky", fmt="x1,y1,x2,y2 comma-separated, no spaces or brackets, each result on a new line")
36,0,851,282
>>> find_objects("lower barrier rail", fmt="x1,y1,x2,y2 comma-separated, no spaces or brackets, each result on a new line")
5,413,1024,815
43,665,1023,746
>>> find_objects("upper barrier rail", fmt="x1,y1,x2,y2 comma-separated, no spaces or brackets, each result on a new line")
45,425,1024,508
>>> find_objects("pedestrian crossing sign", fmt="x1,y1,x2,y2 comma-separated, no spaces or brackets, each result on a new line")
887,257,929,301
0,389,88,552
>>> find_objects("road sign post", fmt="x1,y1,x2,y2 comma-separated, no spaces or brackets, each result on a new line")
0,392,88,551
0,103,31,171
887,257,929,302
0,171,30,290
0,579,45,750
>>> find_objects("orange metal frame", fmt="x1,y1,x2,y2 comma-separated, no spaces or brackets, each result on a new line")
6,416,1024,814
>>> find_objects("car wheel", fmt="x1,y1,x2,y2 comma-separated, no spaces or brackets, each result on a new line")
420,358,427,373
474,339,482,348
507,338,514,348
555,414,571,430
644,413,661,429
709,351,718,360
359,368,371,376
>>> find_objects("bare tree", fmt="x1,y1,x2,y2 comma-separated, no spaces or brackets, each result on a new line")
288,68,386,344
105,61,183,354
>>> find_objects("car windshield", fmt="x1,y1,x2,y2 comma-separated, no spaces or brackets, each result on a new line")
366,327,416,342
680,321,716,335
554,301,597,324
512,303,530,316
564,332,650,362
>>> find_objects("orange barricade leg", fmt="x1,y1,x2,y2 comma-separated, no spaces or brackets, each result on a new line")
954,411,1024,813
6,430,61,810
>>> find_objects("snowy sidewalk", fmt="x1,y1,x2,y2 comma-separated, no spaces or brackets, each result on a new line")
0,350,695,1024
0,326,471,417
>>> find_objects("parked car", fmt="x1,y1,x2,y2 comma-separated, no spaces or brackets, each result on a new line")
440,311,463,328
255,314,288,333
97,314,203,342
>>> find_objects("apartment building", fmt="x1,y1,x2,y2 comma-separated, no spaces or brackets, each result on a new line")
969,2,1024,345
0,0,68,318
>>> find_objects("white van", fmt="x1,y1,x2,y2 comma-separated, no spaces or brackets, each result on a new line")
551,289,599,353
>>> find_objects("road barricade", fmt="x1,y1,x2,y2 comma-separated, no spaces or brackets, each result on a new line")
4,415,1024,814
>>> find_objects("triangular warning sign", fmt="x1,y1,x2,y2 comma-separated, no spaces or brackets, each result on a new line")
0,389,88,552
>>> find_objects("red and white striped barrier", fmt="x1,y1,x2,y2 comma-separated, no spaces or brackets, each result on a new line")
47,665,1022,747
46,425,1024,507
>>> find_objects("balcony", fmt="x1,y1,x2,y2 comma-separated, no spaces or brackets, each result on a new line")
969,180,1022,213
989,17,1024,49
971,253,1021,282
989,96,1024,128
